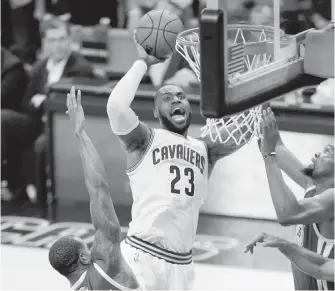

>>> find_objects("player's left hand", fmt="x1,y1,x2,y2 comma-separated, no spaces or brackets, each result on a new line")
66,86,85,136
259,108,279,155
244,232,285,254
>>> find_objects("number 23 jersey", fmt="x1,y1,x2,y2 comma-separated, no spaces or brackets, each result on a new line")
126,128,209,253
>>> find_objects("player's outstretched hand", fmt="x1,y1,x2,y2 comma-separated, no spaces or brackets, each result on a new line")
258,107,279,156
66,86,85,136
133,30,168,66
244,232,285,254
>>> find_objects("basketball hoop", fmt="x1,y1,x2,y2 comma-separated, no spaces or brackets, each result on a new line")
176,25,288,145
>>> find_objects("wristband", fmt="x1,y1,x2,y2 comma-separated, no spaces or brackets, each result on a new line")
263,152,276,160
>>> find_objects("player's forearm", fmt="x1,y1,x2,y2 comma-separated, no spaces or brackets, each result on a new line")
278,240,332,280
275,141,313,189
264,156,300,225
77,130,108,189
107,60,147,116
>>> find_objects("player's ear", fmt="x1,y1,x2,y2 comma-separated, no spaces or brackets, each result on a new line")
153,106,159,119
79,252,91,265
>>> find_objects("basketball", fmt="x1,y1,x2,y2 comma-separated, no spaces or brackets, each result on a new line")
135,9,184,59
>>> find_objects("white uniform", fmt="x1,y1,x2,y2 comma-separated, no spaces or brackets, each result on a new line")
121,128,208,290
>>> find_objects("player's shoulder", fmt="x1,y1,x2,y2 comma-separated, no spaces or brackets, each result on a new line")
74,262,138,291
193,136,209,152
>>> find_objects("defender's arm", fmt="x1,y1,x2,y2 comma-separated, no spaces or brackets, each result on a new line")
77,130,125,268
279,240,334,282
67,87,120,264
264,156,334,226
245,233,334,282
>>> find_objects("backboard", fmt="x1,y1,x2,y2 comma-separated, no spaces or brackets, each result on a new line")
176,0,334,118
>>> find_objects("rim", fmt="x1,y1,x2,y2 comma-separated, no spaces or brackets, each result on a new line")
176,24,286,47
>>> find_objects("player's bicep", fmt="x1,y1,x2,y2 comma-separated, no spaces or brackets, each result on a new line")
294,190,334,224
108,106,140,136
117,121,151,154
199,129,244,163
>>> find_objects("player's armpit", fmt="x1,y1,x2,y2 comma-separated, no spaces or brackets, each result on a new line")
286,188,334,225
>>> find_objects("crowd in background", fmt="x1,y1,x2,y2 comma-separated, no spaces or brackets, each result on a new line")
1,0,333,203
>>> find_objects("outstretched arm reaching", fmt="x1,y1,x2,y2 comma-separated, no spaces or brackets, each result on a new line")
245,232,334,282
66,87,120,263
259,108,334,226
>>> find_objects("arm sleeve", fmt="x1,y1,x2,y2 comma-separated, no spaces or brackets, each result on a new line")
107,60,147,135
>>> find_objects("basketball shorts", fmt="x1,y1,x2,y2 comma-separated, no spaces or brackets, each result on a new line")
120,236,195,290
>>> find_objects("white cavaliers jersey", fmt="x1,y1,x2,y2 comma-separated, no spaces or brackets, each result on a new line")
126,128,209,253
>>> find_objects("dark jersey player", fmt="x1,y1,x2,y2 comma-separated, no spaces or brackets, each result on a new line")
258,108,334,290
245,232,334,283
48,87,141,290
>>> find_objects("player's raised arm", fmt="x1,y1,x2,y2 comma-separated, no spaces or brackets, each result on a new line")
106,33,163,156
245,232,334,282
259,108,334,226
66,87,121,262
274,124,314,190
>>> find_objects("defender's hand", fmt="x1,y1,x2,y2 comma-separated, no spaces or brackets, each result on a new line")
259,108,279,156
244,232,286,254
66,86,85,136
133,30,168,66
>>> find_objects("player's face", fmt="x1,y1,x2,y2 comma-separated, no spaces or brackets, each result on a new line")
304,145,334,179
44,26,71,62
155,85,191,135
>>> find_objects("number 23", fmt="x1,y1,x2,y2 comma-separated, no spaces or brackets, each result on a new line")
170,165,195,196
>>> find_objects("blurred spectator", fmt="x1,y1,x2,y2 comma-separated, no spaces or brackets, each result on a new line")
126,0,196,30
8,0,40,64
311,78,335,106
1,47,29,111
249,4,274,25
42,0,119,28
282,0,332,34
25,16,95,110
1,0,14,49
1,47,30,201
1,17,95,202
284,79,334,107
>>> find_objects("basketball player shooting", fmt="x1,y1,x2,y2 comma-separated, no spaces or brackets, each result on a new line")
48,87,140,290
258,108,334,290
106,34,253,289
244,232,334,283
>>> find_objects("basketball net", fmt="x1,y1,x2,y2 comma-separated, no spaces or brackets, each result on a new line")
175,26,284,145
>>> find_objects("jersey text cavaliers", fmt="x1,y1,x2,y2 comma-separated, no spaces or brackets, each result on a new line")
152,144,206,174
